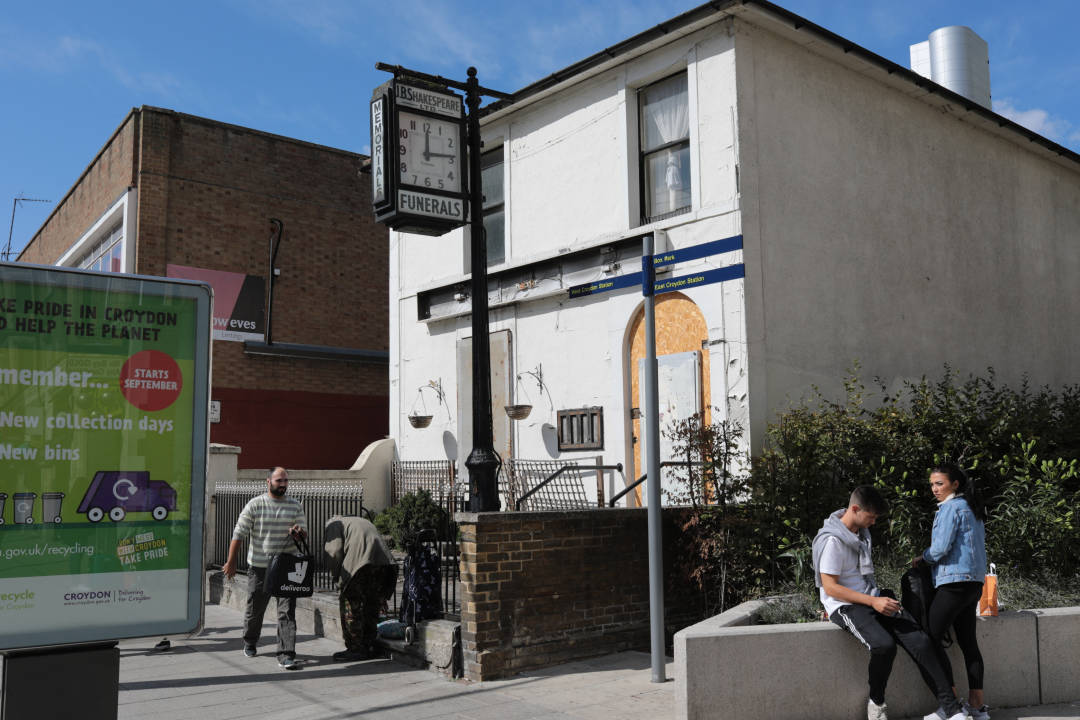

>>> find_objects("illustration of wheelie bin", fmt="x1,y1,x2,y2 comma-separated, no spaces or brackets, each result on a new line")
13,492,36,524
42,492,66,523
77,471,177,523
0,493,6,524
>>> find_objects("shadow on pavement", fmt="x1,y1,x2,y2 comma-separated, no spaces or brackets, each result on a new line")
119,656,406,691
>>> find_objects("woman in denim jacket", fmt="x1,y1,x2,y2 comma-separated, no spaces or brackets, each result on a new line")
914,463,989,720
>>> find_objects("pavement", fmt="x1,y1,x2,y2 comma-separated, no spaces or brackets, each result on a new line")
15,601,1079,720
115,603,675,719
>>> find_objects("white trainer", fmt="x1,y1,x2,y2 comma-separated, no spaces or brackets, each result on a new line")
868,698,888,720
964,702,990,720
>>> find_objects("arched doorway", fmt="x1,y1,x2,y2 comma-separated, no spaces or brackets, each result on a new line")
625,292,710,506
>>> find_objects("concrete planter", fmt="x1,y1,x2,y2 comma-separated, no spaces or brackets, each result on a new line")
675,601,1080,720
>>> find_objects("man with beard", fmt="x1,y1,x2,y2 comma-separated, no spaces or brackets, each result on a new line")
224,466,307,670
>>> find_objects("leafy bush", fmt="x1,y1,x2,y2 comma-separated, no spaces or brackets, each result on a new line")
373,490,452,550
664,365,1080,621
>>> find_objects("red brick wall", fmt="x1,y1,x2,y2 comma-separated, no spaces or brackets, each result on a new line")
19,112,138,265
210,387,387,469
17,106,389,470
456,509,704,680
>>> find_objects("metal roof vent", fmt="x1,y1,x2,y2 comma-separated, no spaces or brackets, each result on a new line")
910,26,991,109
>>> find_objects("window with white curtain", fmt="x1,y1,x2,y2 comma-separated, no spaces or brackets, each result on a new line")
639,72,690,224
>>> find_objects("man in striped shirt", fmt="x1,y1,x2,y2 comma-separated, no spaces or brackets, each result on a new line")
223,466,307,669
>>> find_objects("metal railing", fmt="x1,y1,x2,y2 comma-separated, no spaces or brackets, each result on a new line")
211,480,363,591
389,460,462,619
513,462,624,510
608,460,704,507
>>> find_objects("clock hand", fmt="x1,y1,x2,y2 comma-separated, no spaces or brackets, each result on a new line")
427,151,455,159
423,128,430,161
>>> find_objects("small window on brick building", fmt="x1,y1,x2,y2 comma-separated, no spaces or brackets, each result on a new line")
557,407,604,451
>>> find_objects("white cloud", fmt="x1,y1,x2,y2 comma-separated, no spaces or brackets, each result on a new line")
993,98,1073,144
1,30,184,100
235,0,361,47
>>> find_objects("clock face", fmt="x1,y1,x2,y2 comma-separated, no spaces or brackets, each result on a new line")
398,111,461,193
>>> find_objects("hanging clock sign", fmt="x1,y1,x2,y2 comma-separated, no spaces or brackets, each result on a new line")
371,79,468,236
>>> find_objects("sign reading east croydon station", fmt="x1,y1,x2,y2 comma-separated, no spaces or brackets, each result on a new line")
371,79,468,236
0,262,211,652
567,235,745,299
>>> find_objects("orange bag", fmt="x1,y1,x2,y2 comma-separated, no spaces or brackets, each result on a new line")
978,563,998,616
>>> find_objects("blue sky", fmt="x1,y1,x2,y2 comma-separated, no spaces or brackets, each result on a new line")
3,0,1078,259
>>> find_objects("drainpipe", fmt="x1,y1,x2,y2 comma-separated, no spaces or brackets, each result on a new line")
265,219,283,345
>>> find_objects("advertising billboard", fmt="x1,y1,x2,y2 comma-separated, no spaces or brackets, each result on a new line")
165,264,263,342
0,262,211,652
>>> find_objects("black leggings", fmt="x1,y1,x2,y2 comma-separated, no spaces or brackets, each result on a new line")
927,581,984,690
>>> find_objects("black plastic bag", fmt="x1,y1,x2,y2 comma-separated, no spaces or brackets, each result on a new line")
265,536,314,598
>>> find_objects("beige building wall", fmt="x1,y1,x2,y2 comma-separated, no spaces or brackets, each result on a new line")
734,18,1080,436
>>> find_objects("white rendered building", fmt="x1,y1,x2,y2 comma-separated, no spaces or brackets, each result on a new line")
388,1,1080,506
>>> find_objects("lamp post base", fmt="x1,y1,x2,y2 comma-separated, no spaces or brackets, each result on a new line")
465,447,500,512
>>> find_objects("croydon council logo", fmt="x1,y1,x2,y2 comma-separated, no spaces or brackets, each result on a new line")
62,588,153,607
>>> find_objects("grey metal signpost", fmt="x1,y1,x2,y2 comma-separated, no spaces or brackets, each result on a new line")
568,233,744,683
640,233,666,683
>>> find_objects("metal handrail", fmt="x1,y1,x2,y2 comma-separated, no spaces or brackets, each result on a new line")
608,460,705,507
514,463,624,510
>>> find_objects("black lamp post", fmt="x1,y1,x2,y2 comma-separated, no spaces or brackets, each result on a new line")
374,63,510,512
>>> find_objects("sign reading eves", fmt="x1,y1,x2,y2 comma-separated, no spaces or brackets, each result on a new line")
370,79,468,236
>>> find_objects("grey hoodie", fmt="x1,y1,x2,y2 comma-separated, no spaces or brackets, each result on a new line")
811,508,878,594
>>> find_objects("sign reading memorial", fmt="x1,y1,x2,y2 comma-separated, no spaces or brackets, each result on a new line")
0,262,211,652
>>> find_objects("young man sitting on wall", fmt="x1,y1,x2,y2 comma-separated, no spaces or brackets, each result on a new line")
812,485,968,720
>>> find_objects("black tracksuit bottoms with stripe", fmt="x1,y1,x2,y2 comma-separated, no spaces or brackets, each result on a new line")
831,594,961,715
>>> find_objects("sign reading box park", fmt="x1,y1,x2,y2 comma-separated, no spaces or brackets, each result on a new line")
0,262,211,652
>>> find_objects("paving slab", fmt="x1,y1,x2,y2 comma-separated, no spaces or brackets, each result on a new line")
108,603,676,720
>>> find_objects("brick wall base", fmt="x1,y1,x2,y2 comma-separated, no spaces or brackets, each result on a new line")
456,508,703,681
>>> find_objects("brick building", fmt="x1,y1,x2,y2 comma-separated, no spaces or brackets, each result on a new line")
19,106,388,469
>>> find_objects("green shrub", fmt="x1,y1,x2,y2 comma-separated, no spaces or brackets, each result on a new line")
373,490,452,550
663,365,1080,622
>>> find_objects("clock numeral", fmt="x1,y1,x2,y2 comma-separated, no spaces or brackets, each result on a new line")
400,128,408,139
448,157,454,165
399,145,406,155
412,175,418,184
400,162,407,174
409,120,416,130
424,177,432,187
448,171,454,181
438,125,443,135
447,139,453,149
438,179,444,189
423,122,431,132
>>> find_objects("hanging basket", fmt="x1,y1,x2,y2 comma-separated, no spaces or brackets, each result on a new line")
408,414,433,429
504,404,533,421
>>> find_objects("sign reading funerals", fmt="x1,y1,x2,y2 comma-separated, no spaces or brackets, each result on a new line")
371,79,468,236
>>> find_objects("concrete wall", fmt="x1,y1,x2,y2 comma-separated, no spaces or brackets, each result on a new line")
734,19,1080,436
675,603,1076,720
390,21,751,485
456,508,704,681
